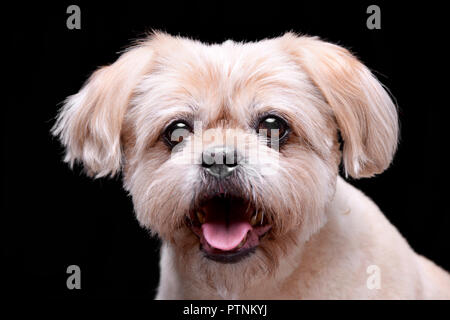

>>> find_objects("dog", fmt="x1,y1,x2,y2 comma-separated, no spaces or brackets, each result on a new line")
52,32,450,299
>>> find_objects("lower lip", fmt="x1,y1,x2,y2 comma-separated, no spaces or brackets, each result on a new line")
201,245,257,264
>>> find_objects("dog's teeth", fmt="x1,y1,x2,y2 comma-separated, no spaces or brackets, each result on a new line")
251,211,262,226
196,211,205,224
237,235,247,249
250,213,257,226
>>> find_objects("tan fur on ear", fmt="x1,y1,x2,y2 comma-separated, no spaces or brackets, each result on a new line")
52,39,156,177
281,33,399,178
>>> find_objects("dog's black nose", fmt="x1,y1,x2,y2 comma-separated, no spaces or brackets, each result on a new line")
202,146,239,178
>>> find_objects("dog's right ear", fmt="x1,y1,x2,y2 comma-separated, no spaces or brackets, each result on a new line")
52,39,156,177
280,33,399,178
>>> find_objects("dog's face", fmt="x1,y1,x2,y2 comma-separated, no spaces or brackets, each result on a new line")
53,32,398,291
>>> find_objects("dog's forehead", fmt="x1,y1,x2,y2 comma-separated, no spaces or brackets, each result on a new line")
139,36,314,126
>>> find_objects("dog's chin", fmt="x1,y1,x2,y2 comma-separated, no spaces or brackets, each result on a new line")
185,195,272,264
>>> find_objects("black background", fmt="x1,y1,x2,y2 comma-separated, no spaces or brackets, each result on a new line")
3,1,449,299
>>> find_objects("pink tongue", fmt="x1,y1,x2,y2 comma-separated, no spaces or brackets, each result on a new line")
202,221,252,251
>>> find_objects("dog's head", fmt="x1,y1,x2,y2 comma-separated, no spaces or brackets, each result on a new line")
53,32,398,290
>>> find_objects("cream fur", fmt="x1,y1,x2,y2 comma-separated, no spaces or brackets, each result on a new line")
52,31,450,299
157,177,450,299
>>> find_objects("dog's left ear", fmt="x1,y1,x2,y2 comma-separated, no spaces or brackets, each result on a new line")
281,33,399,178
52,42,155,177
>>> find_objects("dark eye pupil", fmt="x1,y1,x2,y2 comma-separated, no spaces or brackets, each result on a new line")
263,117,280,130
174,123,187,129
258,116,286,139
165,121,191,147
173,123,187,142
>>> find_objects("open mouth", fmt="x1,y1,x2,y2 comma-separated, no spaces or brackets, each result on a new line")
187,195,272,263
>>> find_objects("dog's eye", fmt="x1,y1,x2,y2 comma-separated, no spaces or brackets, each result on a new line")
257,115,289,143
163,121,192,148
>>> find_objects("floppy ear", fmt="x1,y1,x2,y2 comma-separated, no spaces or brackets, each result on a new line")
281,33,399,178
52,42,154,177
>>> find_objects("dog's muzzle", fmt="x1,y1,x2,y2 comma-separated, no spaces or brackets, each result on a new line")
202,146,240,178
185,147,272,263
